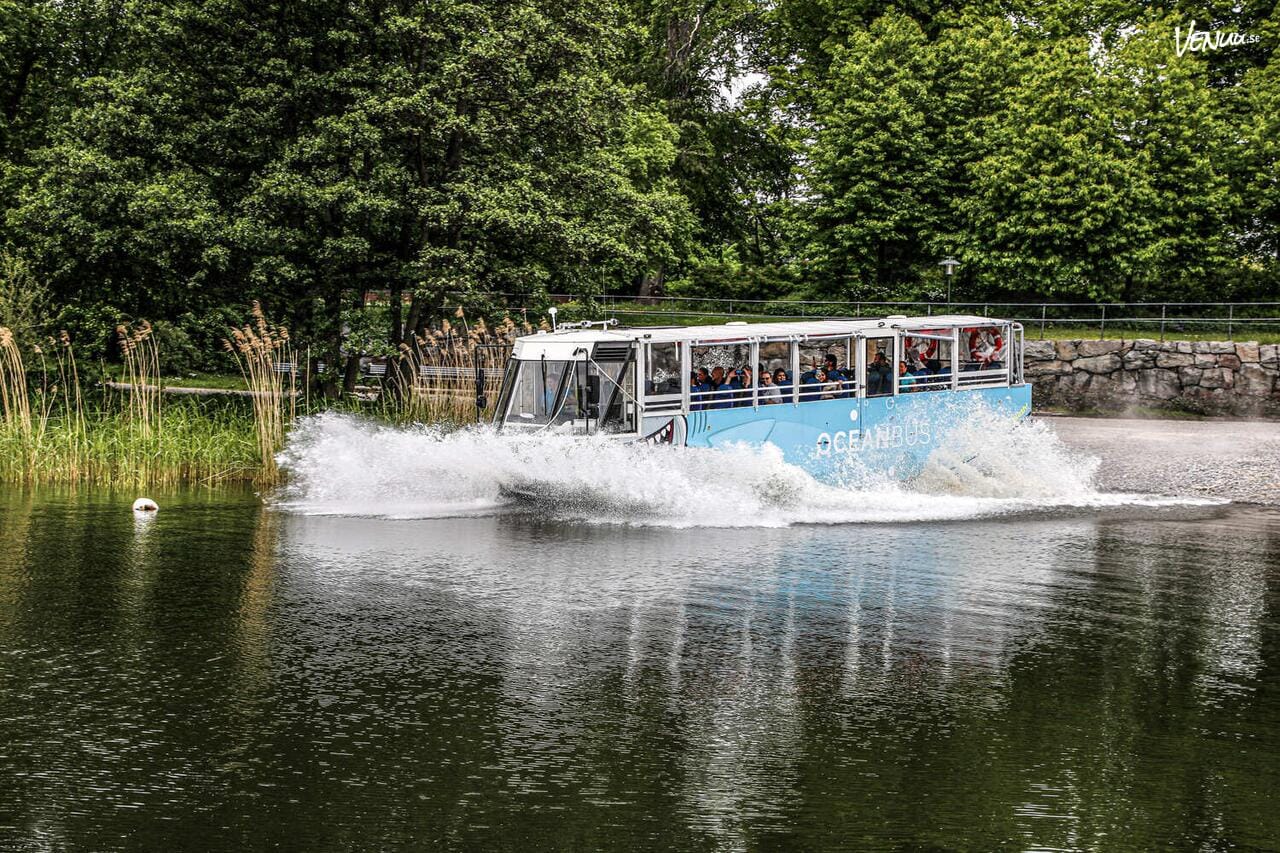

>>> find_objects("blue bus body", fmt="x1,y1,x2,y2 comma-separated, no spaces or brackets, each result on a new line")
656,384,1031,479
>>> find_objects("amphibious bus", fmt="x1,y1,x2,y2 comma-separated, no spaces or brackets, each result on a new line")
491,315,1030,477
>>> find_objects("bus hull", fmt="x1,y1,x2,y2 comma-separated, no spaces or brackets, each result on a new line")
640,384,1033,480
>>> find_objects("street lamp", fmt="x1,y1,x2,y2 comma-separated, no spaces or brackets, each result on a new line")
548,305,558,331
939,257,960,307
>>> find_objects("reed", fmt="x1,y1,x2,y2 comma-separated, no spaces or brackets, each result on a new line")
1,302,524,487
116,321,161,441
0,326,33,447
2,321,264,486
391,310,522,425
0,399,261,486
223,302,296,484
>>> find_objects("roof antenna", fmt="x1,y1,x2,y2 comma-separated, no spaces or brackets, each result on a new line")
548,306,558,331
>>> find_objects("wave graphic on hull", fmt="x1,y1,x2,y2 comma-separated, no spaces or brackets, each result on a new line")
273,411,1220,526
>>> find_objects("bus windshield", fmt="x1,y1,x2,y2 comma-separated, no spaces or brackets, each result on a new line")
498,359,583,427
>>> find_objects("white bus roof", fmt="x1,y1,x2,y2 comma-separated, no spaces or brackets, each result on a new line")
512,315,1013,359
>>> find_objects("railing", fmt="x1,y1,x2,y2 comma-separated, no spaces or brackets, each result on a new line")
451,292,1280,341
418,365,506,380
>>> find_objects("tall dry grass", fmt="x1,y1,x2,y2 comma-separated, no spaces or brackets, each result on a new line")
393,310,525,424
223,301,296,483
1,324,261,486
116,321,162,445
0,326,32,444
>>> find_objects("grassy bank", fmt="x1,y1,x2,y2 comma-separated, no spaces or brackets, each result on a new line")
0,308,515,487
1,313,293,487
0,398,263,486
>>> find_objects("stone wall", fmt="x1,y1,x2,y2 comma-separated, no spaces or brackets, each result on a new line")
1024,339,1280,417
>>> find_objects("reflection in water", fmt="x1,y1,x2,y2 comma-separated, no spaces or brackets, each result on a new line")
0,490,1278,851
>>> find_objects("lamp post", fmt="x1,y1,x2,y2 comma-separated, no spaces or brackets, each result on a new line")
939,257,960,308
548,305,558,331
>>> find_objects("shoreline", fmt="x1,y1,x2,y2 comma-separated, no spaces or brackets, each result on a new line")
1044,415,1280,506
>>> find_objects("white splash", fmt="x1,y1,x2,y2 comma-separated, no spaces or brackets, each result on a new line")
273,411,1216,526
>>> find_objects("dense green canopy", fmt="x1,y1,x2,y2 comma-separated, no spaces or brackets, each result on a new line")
1,0,1277,361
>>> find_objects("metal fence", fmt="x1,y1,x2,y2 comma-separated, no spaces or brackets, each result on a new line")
449,292,1280,341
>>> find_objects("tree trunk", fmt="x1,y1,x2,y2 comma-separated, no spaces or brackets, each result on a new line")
341,354,361,394
389,284,403,347
320,293,345,399
638,262,666,303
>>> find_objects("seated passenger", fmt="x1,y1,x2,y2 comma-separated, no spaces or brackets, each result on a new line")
759,370,782,404
898,361,917,392
831,366,854,397
709,365,725,406
773,368,791,400
711,366,740,409
866,352,892,396
737,367,754,407
818,368,841,400
691,367,712,410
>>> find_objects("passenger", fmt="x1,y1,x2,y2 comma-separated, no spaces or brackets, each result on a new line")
738,366,754,407
712,366,740,409
759,370,782,404
822,353,851,397
819,368,841,400
773,368,792,400
898,361,917,392
867,351,892,396
691,367,712,410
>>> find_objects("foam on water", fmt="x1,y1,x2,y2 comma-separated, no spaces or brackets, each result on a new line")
273,411,1217,526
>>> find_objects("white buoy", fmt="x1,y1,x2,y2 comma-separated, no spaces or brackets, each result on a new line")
132,498,159,512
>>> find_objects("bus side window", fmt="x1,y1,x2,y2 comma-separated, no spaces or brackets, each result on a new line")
799,338,851,400
645,342,682,395
903,333,953,392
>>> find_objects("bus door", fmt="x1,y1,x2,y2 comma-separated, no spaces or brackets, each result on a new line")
589,341,637,434
861,335,896,400
858,333,899,454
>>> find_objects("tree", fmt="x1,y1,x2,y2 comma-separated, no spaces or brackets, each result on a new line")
623,0,797,295
1236,47,1280,275
805,12,939,297
4,0,694,387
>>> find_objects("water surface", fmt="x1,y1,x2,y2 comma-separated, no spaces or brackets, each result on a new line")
2,483,1279,851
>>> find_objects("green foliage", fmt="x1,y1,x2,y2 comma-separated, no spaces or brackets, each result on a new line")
1237,47,1280,272
807,12,939,297
667,258,803,302
1,0,1278,318
341,304,395,358
3,0,697,354
0,252,44,343
774,2,1279,302
149,310,243,375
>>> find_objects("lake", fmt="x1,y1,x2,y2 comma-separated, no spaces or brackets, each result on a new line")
2,418,1279,851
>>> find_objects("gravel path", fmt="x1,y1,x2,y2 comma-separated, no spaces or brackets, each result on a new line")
1044,416,1280,505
